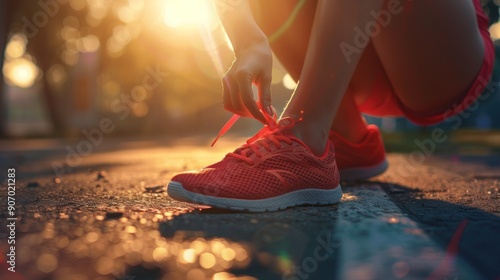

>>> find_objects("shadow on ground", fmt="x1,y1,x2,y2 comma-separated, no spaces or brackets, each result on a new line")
379,182,500,280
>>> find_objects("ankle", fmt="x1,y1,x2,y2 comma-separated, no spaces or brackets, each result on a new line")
288,122,329,156
330,124,369,144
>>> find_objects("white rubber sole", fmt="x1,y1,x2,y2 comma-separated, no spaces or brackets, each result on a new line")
339,158,388,182
167,181,343,212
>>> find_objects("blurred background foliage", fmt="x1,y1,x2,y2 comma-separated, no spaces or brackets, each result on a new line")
0,0,499,139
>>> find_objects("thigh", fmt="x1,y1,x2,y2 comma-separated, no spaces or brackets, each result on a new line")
372,0,485,115
250,0,399,115
249,0,317,80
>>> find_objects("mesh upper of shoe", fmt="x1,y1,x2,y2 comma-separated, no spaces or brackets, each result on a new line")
172,130,339,200
329,124,386,170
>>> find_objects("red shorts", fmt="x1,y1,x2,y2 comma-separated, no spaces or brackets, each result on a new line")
358,0,496,126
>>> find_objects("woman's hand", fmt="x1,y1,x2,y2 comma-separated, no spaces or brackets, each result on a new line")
222,40,273,124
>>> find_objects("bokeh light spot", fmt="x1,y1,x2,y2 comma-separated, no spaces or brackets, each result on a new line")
153,246,169,262
85,232,99,243
36,253,58,273
182,248,196,263
79,35,100,53
132,102,149,117
221,247,236,261
282,73,297,90
213,272,236,280
47,64,68,86
5,34,27,60
3,57,40,88
192,239,207,254
199,252,216,269
490,22,500,40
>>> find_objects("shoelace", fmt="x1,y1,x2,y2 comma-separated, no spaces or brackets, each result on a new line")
211,103,279,147
211,104,303,165
226,123,294,165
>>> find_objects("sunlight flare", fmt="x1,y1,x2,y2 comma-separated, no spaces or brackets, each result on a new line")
163,0,219,29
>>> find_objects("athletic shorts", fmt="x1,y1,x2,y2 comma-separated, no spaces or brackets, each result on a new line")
358,0,496,126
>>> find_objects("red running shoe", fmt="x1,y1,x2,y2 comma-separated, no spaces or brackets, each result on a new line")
329,124,388,182
168,118,342,212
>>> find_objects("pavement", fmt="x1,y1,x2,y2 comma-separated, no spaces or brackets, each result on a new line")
0,136,499,280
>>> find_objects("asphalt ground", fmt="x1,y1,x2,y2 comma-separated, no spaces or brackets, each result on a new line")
0,136,499,280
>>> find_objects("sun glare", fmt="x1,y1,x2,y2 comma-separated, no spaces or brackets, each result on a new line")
163,0,219,29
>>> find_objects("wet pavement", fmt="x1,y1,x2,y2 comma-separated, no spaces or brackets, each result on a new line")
0,137,499,280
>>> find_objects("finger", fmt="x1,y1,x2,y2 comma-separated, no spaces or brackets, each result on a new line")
236,71,266,123
222,77,233,112
258,74,273,116
222,75,245,115
230,80,249,116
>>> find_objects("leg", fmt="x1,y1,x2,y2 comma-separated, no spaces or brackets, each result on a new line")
252,0,485,143
250,0,391,143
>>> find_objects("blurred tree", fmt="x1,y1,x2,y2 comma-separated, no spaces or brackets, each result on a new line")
4,0,68,135
4,0,138,136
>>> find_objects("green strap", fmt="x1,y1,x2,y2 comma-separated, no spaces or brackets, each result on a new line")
267,0,308,43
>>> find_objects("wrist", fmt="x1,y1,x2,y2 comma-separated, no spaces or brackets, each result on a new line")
232,32,269,56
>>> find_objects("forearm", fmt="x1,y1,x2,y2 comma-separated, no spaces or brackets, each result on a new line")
215,0,268,54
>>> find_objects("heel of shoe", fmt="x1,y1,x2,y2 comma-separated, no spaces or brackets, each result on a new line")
339,158,388,182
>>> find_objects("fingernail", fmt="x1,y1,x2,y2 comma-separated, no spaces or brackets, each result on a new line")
266,105,274,116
